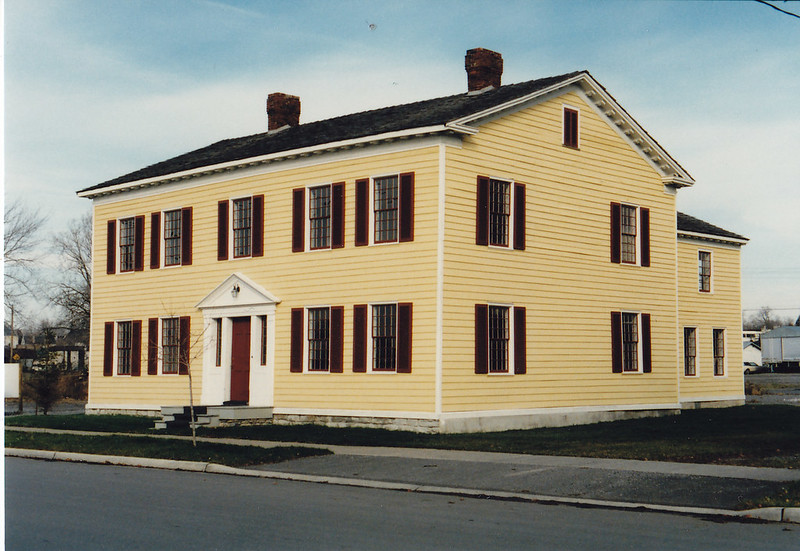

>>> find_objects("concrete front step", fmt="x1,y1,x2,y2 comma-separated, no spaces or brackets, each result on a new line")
155,405,273,430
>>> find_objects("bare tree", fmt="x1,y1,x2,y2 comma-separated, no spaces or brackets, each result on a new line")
51,213,92,340
4,200,45,307
744,306,793,331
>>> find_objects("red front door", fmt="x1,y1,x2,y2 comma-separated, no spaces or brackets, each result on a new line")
230,317,251,403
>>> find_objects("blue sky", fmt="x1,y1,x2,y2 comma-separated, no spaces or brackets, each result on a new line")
4,0,799,322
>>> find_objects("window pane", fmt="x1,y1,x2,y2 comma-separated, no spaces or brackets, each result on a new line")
372,304,397,371
684,327,696,376
489,179,510,247
309,185,331,249
162,318,180,374
308,308,330,372
117,321,132,375
260,316,267,366
621,205,637,264
374,176,398,243
119,218,135,272
164,210,182,266
488,306,510,372
233,198,252,257
622,313,639,372
698,251,711,291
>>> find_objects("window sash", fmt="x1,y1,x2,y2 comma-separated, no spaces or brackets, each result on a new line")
684,327,696,376
260,315,268,366
489,179,510,247
309,185,332,249
713,329,725,376
164,210,182,266
308,308,330,372
117,321,132,375
622,313,639,372
372,304,397,371
119,218,135,272
698,251,711,292
214,319,222,367
233,198,252,257
620,205,637,264
374,176,399,243
488,306,510,373
162,318,180,374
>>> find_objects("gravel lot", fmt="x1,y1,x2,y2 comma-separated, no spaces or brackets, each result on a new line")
745,373,800,406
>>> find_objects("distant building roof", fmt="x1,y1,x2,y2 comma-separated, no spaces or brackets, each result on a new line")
677,212,747,243
761,326,800,339
743,341,761,350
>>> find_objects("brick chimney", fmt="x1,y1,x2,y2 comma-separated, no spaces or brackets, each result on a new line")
465,48,503,92
267,93,300,131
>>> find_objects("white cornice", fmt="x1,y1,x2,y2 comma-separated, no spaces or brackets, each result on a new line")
678,231,748,246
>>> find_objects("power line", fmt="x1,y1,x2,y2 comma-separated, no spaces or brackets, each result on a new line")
754,0,800,19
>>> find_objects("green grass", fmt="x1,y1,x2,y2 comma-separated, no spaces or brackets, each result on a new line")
5,431,331,467
7,406,800,468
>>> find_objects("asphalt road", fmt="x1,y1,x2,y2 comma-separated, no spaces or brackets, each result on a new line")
5,458,799,550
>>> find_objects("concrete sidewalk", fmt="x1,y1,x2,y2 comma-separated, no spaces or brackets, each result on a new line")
6,426,800,524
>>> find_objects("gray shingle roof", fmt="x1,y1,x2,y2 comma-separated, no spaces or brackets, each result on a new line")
79,71,584,194
677,212,746,242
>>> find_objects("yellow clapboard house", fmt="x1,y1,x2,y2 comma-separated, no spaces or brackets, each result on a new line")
78,49,747,432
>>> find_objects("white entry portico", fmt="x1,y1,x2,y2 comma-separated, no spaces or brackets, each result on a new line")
196,273,280,406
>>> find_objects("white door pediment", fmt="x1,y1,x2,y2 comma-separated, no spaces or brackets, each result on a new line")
196,272,281,313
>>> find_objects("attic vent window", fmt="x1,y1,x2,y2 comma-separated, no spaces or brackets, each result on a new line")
563,107,579,148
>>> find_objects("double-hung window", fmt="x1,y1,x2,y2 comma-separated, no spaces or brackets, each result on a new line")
117,321,132,375
474,304,526,375
309,186,332,249
684,327,697,376
119,219,136,272
713,329,725,376
350,303,413,373
289,306,344,373
488,305,510,373
161,318,180,374
354,173,414,246
163,210,182,266
489,180,511,247
611,311,651,373
610,203,650,266
292,183,344,252
476,177,525,250
372,304,397,371
698,251,711,292
150,208,192,269
307,307,330,372
217,196,264,260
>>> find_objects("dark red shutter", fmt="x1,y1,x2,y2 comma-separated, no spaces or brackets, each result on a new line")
148,318,158,375
103,322,114,376
353,304,367,372
399,172,415,242
514,306,526,374
355,179,369,247
217,200,229,260
476,177,489,246
131,320,142,376
475,304,488,374
611,311,622,373
252,195,264,257
330,306,344,373
397,303,412,373
640,207,650,267
610,202,621,264
181,207,193,265
642,313,652,373
106,220,116,274
179,316,190,375
150,213,161,269
292,188,305,252
332,182,345,249
290,308,303,372
513,183,526,251
134,215,145,272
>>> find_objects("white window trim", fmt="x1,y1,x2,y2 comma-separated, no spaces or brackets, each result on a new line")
229,195,254,260
305,183,333,252
712,328,728,378
619,203,642,267
563,104,580,149
683,326,698,378
161,208,183,269
698,249,713,293
113,319,134,377
486,177,516,250
621,311,644,374
303,305,332,374
487,302,515,375
367,301,399,373
368,173,401,246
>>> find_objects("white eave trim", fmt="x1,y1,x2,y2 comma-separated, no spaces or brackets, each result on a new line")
79,124,463,199
678,231,748,246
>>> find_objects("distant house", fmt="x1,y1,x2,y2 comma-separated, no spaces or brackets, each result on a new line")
742,341,762,366
761,326,800,371
78,48,747,432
